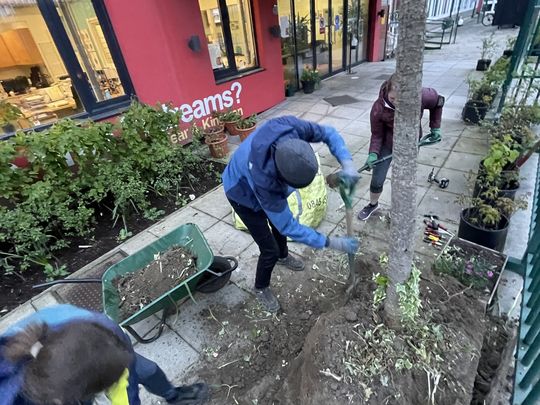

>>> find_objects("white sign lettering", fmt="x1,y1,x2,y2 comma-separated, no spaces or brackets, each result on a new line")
180,81,243,123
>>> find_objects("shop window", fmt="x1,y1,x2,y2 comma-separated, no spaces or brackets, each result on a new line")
0,0,132,137
198,0,258,81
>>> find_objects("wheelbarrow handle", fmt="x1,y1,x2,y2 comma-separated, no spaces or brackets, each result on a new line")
33,278,103,289
203,256,238,277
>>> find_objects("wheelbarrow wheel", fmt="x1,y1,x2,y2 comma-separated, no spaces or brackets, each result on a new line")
196,256,237,293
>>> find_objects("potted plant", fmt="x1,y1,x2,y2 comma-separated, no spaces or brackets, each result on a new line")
220,109,242,136
476,33,495,71
462,78,498,124
457,184,527,251
285,80,296,97
503,37,517,57
202,123,228,159
235,114,257,142
300,66,320,94
0,101,22,134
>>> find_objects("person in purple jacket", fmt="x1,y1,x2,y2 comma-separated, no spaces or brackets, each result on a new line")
357,74,444,221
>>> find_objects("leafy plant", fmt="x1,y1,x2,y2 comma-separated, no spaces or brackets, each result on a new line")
482,135,520,181
396,265,422,325
301,66,321,83
0,101,22,127
236,114,257,130
434,245,497,290
220,109,242,122
480,32,496,60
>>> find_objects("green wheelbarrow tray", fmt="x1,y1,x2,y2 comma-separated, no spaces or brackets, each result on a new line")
102,223,213,343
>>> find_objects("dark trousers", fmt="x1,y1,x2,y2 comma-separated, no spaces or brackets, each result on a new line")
229,198,288,289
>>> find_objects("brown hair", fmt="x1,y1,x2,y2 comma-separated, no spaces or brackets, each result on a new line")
384,73,398,94
3,321,133,404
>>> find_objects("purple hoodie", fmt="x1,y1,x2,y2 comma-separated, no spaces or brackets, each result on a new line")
368,80,443,155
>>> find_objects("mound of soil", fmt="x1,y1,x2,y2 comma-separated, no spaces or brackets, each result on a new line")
194,251,491,405
276,257,487,405
114,246,197,321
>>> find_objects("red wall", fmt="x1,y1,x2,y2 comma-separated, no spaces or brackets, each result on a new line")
103,0,284,141
368,0,385,62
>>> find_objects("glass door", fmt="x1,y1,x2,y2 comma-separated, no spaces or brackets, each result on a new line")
347,0,369,65
314,0,345,77
330,0,344,72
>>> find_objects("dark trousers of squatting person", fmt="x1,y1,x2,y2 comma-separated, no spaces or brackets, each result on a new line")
228,198,287,289
370,146,393,194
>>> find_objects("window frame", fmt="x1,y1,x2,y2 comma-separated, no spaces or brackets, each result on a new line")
210,0,260,81
0,0,134,139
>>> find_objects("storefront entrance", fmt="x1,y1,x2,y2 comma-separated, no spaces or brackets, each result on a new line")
278,0,369,90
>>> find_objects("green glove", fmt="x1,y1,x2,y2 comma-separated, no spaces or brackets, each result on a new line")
365,153,378,171
429,128,441,142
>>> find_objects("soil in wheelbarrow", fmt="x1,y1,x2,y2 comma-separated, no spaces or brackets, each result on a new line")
114,246,198,321
193,250,492,405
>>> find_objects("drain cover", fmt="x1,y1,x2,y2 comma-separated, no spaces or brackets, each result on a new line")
323,95,360,107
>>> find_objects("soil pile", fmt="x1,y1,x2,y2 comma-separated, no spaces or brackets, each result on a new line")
115,246,197,320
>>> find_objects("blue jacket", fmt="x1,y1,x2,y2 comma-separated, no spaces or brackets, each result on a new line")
222,116,352,248
0,305,140,405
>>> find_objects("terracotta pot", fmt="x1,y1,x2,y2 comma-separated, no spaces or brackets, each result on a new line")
205,133,228,158
223,120,240,135
235,124,256,142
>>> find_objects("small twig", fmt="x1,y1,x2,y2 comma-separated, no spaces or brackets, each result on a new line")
220,384,238,399
320,368,343,382
442,285,472,303
207,307,222,327
218,359,240,369
314,269,346,285
506,285,524,320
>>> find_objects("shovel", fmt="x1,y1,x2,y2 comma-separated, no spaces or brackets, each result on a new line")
326,172,358,299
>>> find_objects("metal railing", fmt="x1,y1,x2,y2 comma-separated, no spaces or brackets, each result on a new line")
511,156,540,404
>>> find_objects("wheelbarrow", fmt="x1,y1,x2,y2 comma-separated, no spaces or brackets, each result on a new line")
33,223,238,344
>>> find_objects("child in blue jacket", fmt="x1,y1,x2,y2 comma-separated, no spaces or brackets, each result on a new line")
0,305,209,405
222,116,359,312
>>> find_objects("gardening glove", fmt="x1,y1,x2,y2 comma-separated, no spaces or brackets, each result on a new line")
364,152,378,171
338,160,360,207
428,128,442,143
326,236,360,254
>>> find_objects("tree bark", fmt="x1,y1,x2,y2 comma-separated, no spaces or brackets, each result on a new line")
383,0,427,328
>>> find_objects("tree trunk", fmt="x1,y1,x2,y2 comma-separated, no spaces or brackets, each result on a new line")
383,0,427,329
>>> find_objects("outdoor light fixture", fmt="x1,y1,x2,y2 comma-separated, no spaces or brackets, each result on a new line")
188,35,201,52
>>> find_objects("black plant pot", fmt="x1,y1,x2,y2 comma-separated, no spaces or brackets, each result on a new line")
462,100,488,124
301,80,315,94
285,86,296,97
196,256,237,293
503,50,513,57
476,59,492,71
458,208,509,252
1,123,16,134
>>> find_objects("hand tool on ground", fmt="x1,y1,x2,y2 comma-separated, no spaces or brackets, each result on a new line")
326,172,359,299
427,168,450,189
423,220,454,236
357,133,442,173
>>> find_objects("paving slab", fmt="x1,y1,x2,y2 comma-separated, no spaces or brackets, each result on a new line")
0,302,35,335
428,135,459,151
317,115,353,130
434,167,475,196
203,221,254,257
417,147,451,167
230,242,258,291
147,206,219,238
133,326,200,381
190,187,232,220
452,136,490,155
443,150,483,173
31,291,62,311
417,188,463,225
